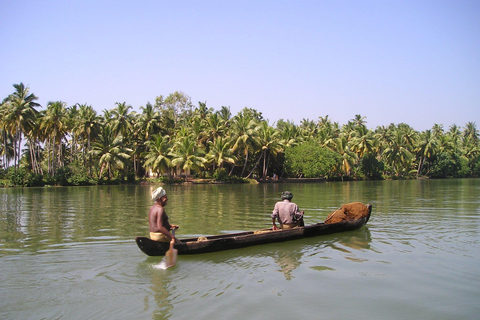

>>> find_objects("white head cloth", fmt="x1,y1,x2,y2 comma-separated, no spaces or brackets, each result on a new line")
151,187,166,201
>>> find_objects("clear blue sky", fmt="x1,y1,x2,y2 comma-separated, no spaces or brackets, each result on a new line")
1,0,479,131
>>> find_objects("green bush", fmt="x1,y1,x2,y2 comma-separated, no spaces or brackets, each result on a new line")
7,167,27,186
428,152,466,178
284,140,342,178
359,154,384,180
25,172,44,187
213,168,228,181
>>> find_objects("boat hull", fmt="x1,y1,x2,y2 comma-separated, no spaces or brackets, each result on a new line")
136,205,371,256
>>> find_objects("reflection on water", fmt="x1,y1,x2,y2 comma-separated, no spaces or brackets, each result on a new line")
147,263,174,319
273,250,302,280
1,179,480,320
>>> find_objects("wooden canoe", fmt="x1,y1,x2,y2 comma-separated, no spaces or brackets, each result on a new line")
136,203,372,256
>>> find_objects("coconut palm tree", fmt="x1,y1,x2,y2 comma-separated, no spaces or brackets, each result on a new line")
230,112,259,177
299,118,317,139
253,121,282,181
382,127,414,176
349,125,376,159
73,104,100,173
144,134,172,178
40,101,70,175
136,102,161,141
206,136,236,172
217,106,232,122
169,135,206,181
204,113,227,144
317,116,340,144
111,102,134,139
325,136,357,177
2,83,40,169
463,122,479,145
90,125,132,179
415,129,439,175
374,125,394,157
446,124,462,153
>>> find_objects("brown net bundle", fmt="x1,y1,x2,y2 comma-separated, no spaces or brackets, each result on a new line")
324,202,371,224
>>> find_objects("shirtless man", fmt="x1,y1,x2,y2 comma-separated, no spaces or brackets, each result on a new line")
149,187,179,242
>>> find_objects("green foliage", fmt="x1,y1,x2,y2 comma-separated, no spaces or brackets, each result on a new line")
53,162,96,186
2,82,480,186
213,168,229,181
212,168,246,183
7,167,27,186
470,155,480,177
25,172,44,187
359,154,384,180
427,152,467,178
284,140,342,178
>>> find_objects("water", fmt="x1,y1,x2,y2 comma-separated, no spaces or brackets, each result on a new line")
1,180,479,320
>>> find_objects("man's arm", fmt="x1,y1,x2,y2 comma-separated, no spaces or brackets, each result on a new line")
272,203,280,230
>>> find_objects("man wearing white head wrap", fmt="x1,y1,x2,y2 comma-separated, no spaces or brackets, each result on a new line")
148,187,179,242
151,186,166,201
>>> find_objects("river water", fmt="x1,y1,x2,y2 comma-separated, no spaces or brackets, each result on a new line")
1,179,479,320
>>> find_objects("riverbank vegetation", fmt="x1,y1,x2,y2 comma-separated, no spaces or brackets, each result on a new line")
1,83,479,187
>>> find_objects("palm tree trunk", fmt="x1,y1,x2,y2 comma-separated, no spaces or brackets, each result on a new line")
241,151,249,177
417,156,424,175
246,152,263,179
262,150,270,182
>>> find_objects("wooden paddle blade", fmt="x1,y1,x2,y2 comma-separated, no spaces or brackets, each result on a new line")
163,240,177,268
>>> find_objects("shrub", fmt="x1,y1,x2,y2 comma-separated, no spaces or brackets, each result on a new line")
284,140,342,178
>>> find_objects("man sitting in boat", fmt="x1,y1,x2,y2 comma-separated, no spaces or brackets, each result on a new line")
149,187,179,242
271,191,304,230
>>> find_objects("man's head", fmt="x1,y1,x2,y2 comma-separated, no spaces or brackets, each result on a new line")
281,191,293,200
152,187,167,202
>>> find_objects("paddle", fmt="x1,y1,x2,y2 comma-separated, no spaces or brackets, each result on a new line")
162,229,178,269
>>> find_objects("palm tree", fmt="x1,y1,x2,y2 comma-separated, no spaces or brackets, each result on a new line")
74,104,100,173
230,112,259,177
0,120,14,169
325,136,357,177
299,118,317,139
90,125,132,179
317,116,339,144
40,101,69,175
169,135,206,181
204,113,227,144
382,128,414,176
432,123,444,138
194,101,212,120
352,114,367,127
278,121,303,149
24,117,44,174
136,102,161,141
253,121,282,181
3,83,40,169
112,102,134,138
217,106,232,122
415,130,439,175
349,125,375,159
463,122,479,145
447,124,462,153
206,136,236,172
144,134,172,178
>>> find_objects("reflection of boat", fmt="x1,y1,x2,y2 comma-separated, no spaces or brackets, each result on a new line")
136,203,372,256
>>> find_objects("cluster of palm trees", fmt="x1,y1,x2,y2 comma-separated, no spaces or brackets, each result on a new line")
1,83,479,185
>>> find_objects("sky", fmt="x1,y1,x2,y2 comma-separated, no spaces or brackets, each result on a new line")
1,0,479,131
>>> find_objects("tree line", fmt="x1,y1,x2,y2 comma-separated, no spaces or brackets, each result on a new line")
1,82,479,186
